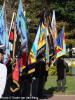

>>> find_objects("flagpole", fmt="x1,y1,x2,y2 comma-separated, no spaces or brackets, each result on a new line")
13,12,16,60
9,12,15,36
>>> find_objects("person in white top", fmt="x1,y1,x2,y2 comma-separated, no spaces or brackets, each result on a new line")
0,63,7,98
0,45,7,98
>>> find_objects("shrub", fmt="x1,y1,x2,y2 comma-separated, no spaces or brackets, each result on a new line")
48,65,57,75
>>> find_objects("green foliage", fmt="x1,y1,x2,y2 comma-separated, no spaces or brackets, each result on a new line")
48,65,72,75
48,66,57,75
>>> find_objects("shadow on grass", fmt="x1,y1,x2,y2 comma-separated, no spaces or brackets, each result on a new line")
44,87,57,94
43,86,68,99
41,87,57,99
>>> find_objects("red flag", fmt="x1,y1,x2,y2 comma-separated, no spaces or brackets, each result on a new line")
9,31,14,41
13,58,19,82
9,22,14,41
21,52,26,72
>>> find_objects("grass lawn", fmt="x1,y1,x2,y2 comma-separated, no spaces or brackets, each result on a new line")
44,75,75,95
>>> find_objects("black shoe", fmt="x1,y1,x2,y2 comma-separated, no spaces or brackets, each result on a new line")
56,88,61,92
38,94,47,99
62,88,65,92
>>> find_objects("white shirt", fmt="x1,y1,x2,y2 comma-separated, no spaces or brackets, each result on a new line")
0,63,7,98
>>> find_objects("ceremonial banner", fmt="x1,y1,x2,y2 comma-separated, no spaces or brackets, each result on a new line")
13,58,19,82
45,27,49,63
16,0,27,52
0,4,5,49
51,10,57,48
49,27,55,59
0,3,10,64
3,25,10,64
56,27,64,53
9,22,14,41
28,25,41,65
28,11,46,74
20,52,26,74
56,26,66,58
16,0,27,74
38,23,46,51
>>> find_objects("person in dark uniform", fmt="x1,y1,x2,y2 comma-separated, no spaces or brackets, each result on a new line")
29,58,47,99
20,72,31,97
37,59,46,98
54,57,66,92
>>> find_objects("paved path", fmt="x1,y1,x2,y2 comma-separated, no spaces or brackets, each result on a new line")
40,95,75,100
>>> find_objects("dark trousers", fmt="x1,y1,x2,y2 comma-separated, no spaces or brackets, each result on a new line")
57,72,66,89
32,77,39,97
37,76,45,98
21,79,31,97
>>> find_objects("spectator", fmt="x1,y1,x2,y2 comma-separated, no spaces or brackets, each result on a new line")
54,57,66,92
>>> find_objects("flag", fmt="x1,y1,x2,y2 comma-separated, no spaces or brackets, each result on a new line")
10,58,20,93
56,27,64,53
16,0,27,74
0,4,5,34
28,25,41,65
16,0,27,52
38,24,46,51
37,10,46,54
0,3,10,64
45,27,49,64
45,27,55,67
49,27,55,57
19,52,27,75
9,21,14,41
56,26,66,58
27,25,29,45
13,58,19,82
51,10,57,48
9,21,14,58
37,23,46,60
0,4,5,47
28,12,46,73
3,25,10,65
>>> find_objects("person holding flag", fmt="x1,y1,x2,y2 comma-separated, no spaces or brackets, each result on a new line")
10,0,30,97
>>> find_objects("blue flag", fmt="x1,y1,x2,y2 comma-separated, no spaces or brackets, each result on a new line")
57,27,64,49
28,25,41,65
32,25,41,58
0,4,5,43
51,10,57,47
16,0,27,52
3,25,10,64
56,26,66,58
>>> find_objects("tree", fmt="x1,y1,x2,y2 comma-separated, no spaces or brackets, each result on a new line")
0,0,75,47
